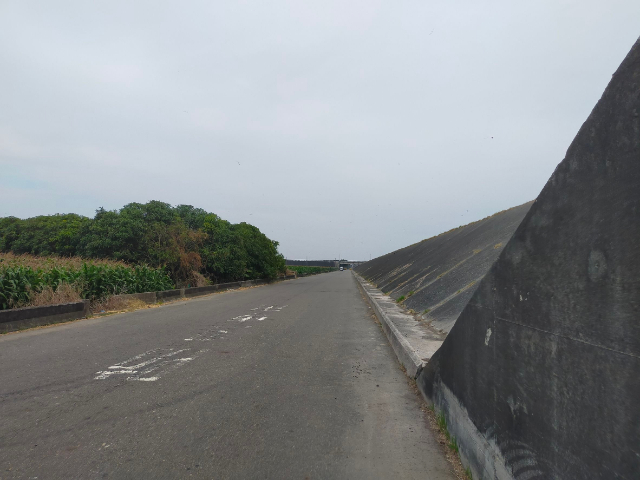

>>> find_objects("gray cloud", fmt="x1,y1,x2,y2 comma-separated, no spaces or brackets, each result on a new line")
1,0,638,260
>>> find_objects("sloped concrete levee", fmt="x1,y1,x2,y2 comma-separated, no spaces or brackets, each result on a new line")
357,36,640,480
419,37,640,480
356,201,532,334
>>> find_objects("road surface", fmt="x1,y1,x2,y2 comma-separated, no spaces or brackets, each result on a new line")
0,271,455,479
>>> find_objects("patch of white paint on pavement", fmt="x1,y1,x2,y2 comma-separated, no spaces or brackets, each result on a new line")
95,348,206,382
257,317,267,321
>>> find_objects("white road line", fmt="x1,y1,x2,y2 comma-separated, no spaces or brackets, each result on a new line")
95,348,202,382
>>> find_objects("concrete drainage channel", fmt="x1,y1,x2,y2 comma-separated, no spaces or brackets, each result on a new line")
354,272,446,378
0,275,297,334
353,271,482,477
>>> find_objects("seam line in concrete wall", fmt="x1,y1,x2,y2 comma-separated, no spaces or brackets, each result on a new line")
495,315,639,358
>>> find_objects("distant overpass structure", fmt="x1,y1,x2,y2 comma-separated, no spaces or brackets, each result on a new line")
285,259,367,269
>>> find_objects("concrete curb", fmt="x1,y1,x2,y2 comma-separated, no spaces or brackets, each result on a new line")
353,272,426,378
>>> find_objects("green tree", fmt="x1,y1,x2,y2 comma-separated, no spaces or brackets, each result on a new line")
0,214,89,256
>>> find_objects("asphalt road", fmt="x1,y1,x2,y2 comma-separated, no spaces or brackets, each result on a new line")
0,272,455,480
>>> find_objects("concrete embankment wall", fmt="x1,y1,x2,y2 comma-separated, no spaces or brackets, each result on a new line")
355,202,532,333
356,36,640,480
417,38,640,479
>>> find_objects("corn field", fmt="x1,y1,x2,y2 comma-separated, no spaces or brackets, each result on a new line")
0,253,173,310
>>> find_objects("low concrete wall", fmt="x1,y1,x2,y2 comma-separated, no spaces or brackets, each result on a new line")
184,282,242,297
117,277,297,303
286,259,338,267
0,274,299,333
0,301,90,333
156,288,184,301
111,292,158,304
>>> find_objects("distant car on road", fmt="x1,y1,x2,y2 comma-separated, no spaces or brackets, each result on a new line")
340,267,344,271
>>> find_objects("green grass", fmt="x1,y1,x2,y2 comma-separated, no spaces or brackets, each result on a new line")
396,295,406,303
408,290,415,297
449,435,459,453
436,411,458,451
434,409,468,475
423,308,430,314
437,411,448,433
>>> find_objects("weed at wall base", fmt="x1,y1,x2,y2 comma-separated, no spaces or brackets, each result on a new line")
435,409,471,478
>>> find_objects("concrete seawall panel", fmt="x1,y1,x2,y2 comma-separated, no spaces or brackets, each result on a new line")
356,202,532,334
419,36,640,479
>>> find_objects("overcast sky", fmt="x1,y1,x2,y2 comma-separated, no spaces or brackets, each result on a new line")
1,1,638,260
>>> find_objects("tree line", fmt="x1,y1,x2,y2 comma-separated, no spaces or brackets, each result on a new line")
0,201,286,285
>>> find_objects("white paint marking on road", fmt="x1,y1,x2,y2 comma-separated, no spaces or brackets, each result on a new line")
95,348,202,382
184,338,193,341
237,315,252,322
257,317,267,321
94,370,135,379
219,330,228,333
130,350,207,381
264,306,273,311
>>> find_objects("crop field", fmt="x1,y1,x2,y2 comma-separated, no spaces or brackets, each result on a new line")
0,253,173,310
